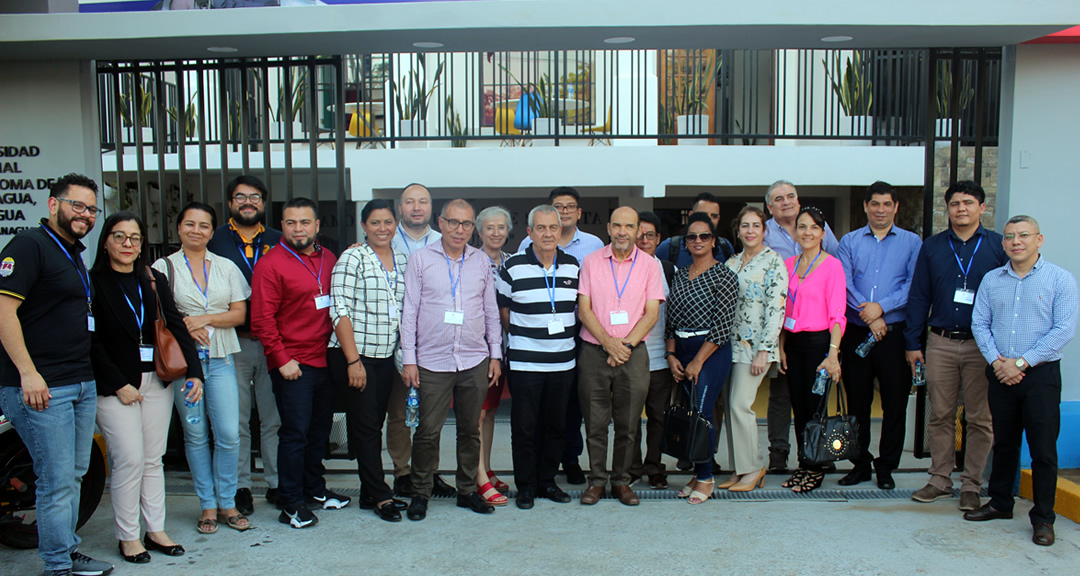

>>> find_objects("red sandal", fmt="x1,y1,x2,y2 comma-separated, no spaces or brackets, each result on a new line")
479,482,508,506
486,471,510,493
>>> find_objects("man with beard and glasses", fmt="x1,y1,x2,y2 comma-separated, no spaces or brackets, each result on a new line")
207,175,283,515
0,174,115,576
251,198,349,529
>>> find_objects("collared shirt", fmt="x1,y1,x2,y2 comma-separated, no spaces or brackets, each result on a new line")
972,256,1079,367
577,244,665,345
763,217,840,261
153,250,250,358
497,247,580,372
665,261,739,347
400,241,502,372
903,225,1007,350
784,254,847,335
328,244,408,360
643,255,671,371
391,225,441,257
518,227,605,267
836,224,922,327
725,247,788,364
207,220,282,285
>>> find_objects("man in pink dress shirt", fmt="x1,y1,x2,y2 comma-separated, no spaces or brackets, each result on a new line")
400,199,503,521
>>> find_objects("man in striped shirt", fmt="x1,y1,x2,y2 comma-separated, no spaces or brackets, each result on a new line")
497,205,580,509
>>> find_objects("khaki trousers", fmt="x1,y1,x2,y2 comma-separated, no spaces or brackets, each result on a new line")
578,342,649,487
724,362,768,475
411,362,489,497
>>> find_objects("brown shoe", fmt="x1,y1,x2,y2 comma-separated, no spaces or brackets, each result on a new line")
958,491,981,511
963,503,1014,522
611,485,640,506
911,484,951,503
580,485,605,505
1033,523,1055,546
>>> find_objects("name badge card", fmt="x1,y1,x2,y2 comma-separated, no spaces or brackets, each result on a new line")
547,319,566,335
444,310,464,325
388,302,399,319
784,317,797,330
953,288,975,305
610,310,629,326
87,315,95,332
314,294,331,310
139,346,154,362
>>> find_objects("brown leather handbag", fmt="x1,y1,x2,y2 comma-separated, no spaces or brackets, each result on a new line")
146,265,188,381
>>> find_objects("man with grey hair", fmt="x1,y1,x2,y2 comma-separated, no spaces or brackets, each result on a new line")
761,179,839,471
967,215,1077,547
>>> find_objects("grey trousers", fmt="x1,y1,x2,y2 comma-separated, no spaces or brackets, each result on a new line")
578,342,649,487
385,372,413,478
766,370,792,457
234,336,280,490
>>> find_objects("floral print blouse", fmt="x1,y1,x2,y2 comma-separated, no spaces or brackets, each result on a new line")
725,247,788,365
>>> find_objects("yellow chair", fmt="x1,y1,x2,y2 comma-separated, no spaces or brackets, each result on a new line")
494,107,525,147
583,106,612,146
347,109,384,148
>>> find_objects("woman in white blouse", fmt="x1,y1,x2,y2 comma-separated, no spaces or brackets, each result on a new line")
153,203,251,534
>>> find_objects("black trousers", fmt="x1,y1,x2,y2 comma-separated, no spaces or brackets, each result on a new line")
987,360,1061,525
510,369,573,491
839,323,910,472
784,330,831,471
271,362,334,509
328,347,395,504
561,368,584,466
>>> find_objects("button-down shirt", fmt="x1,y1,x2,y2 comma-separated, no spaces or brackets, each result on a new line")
328,244,408,359
643,256,671,371
577,244,665,344
903,225,1007,350
972,256,1078,367
836,224,922,327
518,227,605,266
764,217,840,261
401,241,502,372
391,225,441,256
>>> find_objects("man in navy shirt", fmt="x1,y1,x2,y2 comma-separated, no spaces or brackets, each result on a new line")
904,180,1007,512
657,192,736,267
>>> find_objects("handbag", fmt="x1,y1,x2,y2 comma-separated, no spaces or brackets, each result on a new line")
146,265,188,381
661,378,713,464
802,378,860,465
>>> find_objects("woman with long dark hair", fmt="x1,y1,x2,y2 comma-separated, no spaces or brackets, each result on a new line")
90,212,202,563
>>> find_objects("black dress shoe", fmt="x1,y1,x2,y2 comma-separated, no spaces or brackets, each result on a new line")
119,542,150,564
457,491,495,514
394,474,417,498
266,488,279,506
1033,523,1055,546
406,496,428,521
373,501,403,522
562,462,586,485
144,536,184,557
963,503,1014,522
360,497,407,511
876,470,896,490
539,485,572,503
235,487,255,516
516,489,535,510
432,474,458,498
838,467,872,486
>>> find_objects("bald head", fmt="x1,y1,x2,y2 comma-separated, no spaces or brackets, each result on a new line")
608,206,640,255
399,183,433,232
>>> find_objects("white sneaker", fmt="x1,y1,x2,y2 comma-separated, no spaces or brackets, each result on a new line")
307,489,351,510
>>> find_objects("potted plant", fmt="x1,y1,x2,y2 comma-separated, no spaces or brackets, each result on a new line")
526,73,560,145
823,51,874,140
665,50,720,145
118,76,155,150
391,56,445,148
273,68,308,145
444,96,468,148
934,63,973,144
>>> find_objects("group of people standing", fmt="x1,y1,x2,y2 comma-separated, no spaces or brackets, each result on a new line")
0,174,1074,575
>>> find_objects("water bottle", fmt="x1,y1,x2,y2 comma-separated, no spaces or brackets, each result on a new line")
183,380,201,425
913,361,926,387
405,387,419,428
812,369,829,395
855,332,876,358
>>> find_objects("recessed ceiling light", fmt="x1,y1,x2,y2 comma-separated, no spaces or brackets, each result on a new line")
820,36,854,43
604,37,636,44
412,41,444,49
207,46,238,53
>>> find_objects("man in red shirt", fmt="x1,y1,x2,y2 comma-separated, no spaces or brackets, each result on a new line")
251,197,350,529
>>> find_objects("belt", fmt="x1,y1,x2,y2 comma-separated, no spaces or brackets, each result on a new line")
675,329,710,339
930,327,973,341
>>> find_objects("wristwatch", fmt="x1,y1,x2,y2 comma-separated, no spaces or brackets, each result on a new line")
1015,358,1027,370
664,351,676,359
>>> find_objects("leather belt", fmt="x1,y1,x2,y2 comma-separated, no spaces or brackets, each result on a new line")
930,327,973,341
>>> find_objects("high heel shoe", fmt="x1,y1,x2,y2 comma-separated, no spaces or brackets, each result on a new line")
486,470,509,493
729,467,766,492
144,535,185,557
716,473,740,490
688,479,716,505
119,541,150,564
677,479,697,498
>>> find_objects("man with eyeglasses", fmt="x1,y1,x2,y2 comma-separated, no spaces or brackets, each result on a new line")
207,174,283,515
400,199,503,521
0,174,115,576
518,187,603,485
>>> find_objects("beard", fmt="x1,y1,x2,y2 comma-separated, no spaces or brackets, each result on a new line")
232,207,264,227
57,209,93,239
286,235,315,252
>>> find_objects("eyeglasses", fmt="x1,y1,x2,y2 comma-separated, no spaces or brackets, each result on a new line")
685,233,714,243
232,193,263,203
109,232,143,246
57,197,100,216
639,232,658,240
552,203,579,212
1003,232,1036,241
442,218,475,232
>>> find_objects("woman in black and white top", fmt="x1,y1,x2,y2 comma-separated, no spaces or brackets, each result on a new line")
664,212,739,504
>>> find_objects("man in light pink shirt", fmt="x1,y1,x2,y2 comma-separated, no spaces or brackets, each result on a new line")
400,199,503,521
576,206,665,506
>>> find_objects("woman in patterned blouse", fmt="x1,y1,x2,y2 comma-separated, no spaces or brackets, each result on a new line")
664,213,740,504
721,206,788,493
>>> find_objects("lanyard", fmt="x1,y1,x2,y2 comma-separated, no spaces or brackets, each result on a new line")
375,246,397,295
788,250,823,305
398,225,430,254
534,248,558,315
609,249,638,308
445,251,465,308
281,243,325,294
182,252,211,311
948,234,983,288
235,236,261,273
121,281,145,343
486,251,504,273
41,225,91,313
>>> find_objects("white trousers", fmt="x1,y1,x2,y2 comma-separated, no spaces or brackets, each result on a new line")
724,362,769,475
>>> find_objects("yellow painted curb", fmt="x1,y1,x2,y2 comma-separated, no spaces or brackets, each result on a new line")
1019,469,1080,523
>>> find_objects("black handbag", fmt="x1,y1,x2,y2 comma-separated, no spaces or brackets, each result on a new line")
802,378,860,466
661,379,713,464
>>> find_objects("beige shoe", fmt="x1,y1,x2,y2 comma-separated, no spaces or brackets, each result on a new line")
958,491,981,511
911,484,951,503
716,473,740,490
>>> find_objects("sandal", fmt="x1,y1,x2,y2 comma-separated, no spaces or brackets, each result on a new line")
791,470,824,494
217,511,252,531
196,517,218,535
478,482,508,506
677,480,697,499
688,479,716,505
486,471,510,493
781,468,808,489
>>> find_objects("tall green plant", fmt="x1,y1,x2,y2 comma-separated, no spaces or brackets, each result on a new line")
118,76,154,128
667,50,720,117
167,91,199,139
935,64,974,118
277,68,308,123
824,51,873,116
392,56,446,121
444,96,467,147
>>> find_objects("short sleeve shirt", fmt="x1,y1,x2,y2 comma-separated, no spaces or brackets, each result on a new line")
577,244,665,344
153,250,250,358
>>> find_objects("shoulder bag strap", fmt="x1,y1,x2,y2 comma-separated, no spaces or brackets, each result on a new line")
668,236,681,263
145,266,167,327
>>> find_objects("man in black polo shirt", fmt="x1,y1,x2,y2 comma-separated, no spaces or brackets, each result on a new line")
207,174,283,515
0,174,114,576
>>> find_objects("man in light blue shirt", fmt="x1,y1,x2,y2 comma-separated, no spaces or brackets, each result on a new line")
836,182,922,490
967,215,1078,547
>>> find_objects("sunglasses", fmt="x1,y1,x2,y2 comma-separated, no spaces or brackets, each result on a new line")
685,233,714,243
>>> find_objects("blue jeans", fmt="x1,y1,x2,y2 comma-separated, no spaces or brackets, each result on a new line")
675,336,733,481
174,357,240,510
0,381,97,571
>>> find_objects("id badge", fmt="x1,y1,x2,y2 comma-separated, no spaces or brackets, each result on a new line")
87,315,95,332
444,310,464,325
388,302,399,319
953,288,976,305
314,294,331,310
784,317,797,330
609,310,629,326
547,319,566,335
139,346,154,362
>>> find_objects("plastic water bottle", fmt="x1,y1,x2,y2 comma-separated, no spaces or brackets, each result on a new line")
913,361,926,387
405,387,419,428
855,332,876,357
812,369,829,395
183,381,201,425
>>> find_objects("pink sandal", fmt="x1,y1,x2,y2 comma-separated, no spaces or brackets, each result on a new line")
479,482,508,506
486,471,510,493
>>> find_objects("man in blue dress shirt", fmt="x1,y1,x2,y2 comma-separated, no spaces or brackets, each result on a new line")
904,180,1007,512
967,215,1078,547
836,182,922,490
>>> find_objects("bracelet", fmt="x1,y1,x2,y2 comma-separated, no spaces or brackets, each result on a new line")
829,344,839,349
347,357,362,366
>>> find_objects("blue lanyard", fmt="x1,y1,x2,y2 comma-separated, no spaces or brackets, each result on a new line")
398,225,430,254
609,249,638,307
534,248,558,315
280,243,325,294
41,225,91,312
182,252,210,310
445,251,465,307
121,281,145,341
948,234,983,287
376,246,397,294
235,236,261,273
788,250,823,305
